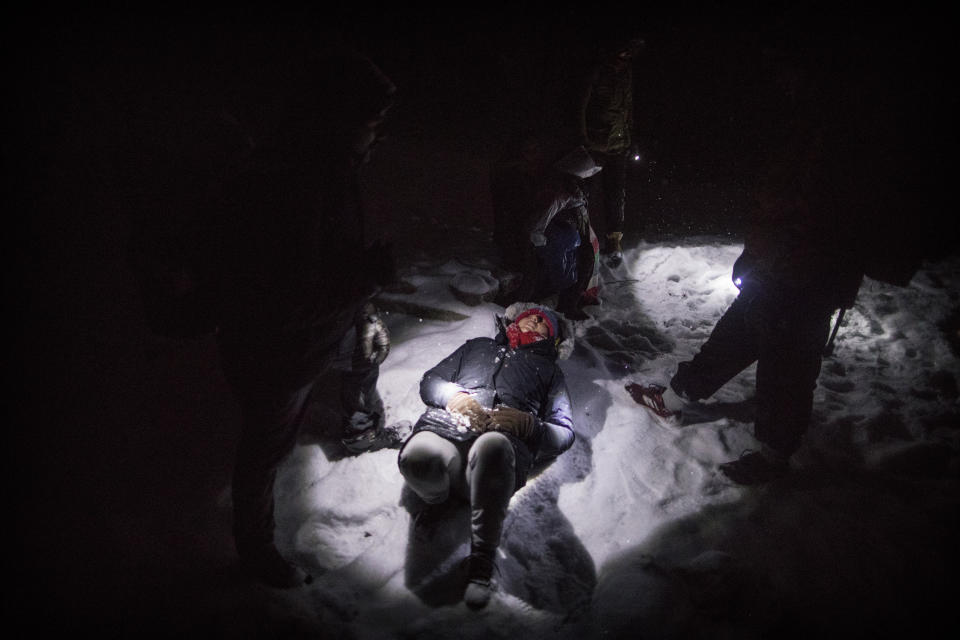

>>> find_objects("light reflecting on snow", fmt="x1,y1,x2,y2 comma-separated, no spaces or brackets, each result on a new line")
266,239,959,639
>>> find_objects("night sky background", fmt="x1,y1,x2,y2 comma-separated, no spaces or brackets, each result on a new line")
6,2,955,633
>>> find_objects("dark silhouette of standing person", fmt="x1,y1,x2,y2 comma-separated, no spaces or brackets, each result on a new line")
175,48,401,587
629,36,947,485
578,33,643,268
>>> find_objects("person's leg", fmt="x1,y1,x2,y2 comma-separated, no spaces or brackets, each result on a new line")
557,208,601,311
336,326,411,453
580,222,602,305
465,432,516,552
463,431,516,608
633,295,759,424
718,301,831,485
537,216,581,294
340,360,384,432
670,294,760,401
231,379,314,586
754,308,831,458
549,212,593,318
601,151,628,266
398,431,463,505
601,151,627,236
336,325,383,427
217,329,317,587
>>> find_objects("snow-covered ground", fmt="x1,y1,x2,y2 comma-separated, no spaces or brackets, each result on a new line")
10,12,957,638
184,236,957,638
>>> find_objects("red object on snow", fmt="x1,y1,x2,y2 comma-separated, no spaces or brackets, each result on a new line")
625,382,679,419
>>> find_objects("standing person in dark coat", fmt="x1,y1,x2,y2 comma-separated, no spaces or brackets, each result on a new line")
628,40,941,485
196,49,400,587
577,33,643,268
398,303,576,609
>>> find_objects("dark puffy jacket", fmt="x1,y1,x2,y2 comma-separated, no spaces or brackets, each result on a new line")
409,320,575,487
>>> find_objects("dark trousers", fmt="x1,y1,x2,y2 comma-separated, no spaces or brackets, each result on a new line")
590,150,628,235
557,233,598,312
219,325,381,557
670,290,832,456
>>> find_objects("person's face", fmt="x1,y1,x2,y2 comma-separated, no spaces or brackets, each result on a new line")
517,313,552,338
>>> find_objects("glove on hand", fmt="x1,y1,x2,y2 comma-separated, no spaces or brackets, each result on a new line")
446,392,491,431
488,406,537,439
357,303,390,365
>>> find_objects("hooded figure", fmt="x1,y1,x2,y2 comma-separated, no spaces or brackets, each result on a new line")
398,302,576,609
504,145,602,318
194,49,399,588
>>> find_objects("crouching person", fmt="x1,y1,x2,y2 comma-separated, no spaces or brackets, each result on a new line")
397,303,576,609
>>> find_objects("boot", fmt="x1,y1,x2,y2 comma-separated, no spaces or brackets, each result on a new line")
463,547,496,609
605,232,623,268
342,420,412,454
718,448,789,485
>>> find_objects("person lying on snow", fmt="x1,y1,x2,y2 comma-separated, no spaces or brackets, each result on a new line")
397,302,576,609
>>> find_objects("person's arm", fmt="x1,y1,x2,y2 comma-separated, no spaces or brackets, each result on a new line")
526,188,566,247
486,368,575,455
419,343,470,408
527,180,580,247
537,371,575,459
420,340,494,430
